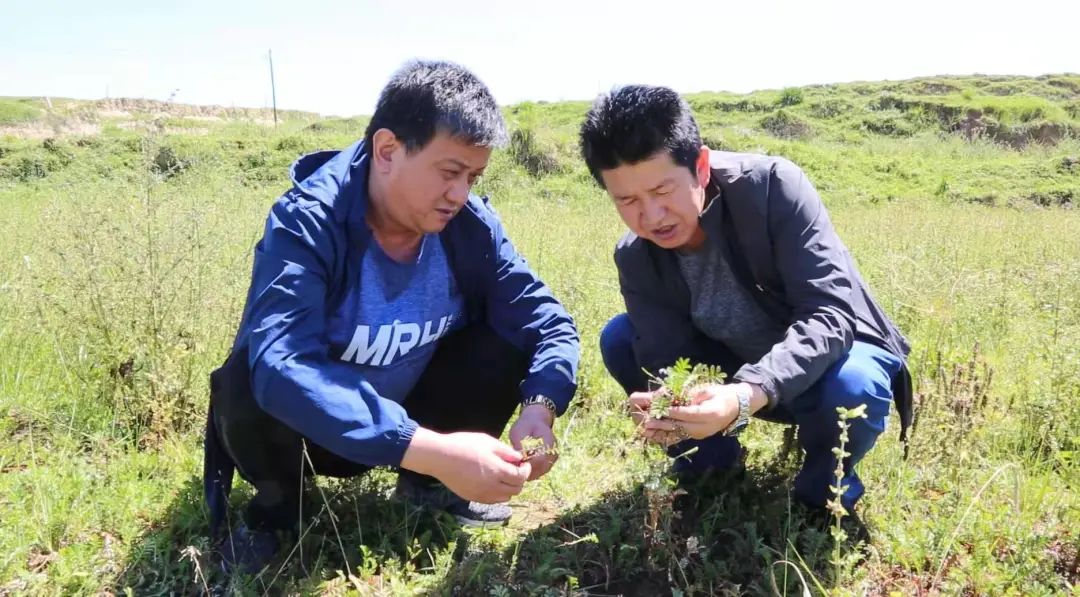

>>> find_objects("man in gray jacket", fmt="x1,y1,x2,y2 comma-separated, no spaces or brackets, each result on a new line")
580,85,911,514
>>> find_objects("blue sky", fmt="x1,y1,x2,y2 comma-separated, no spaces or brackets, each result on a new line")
3,0,1077,116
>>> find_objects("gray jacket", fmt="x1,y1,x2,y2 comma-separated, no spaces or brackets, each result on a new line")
614,151,913,437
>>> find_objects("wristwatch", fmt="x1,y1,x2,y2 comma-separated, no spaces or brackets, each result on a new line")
521,394,558,417
722,384,752,437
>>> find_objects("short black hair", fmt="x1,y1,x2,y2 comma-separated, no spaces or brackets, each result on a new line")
364,60,507,152
579,85,702,188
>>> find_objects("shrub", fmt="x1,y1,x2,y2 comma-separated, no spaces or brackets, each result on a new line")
760,110,812,139
777,87,804,107
509,128,563,177
809,99,852,119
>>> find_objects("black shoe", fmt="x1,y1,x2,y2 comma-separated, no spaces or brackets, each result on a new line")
395,472,511,528
840,508,871,544
220,522,281,576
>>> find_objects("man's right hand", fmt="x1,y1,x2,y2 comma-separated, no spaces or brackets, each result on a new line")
401,427,531,504
628,391,654,426
628,391,682,446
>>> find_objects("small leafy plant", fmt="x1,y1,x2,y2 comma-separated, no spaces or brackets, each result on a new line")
633,358,727,574
520,436,558,461
647,358,727,419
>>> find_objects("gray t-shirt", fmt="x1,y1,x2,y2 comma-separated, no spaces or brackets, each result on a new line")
677,240,787,365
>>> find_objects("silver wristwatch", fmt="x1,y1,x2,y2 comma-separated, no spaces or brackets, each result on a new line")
722,384,752,436
521,394,558,417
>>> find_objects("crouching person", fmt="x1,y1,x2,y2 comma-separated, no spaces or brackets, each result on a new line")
579,85,911,522
204,60,580,574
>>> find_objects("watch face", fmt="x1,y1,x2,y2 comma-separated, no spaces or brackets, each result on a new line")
725,420,748,437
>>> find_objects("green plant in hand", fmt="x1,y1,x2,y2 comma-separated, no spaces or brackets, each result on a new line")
520,435,558,461
647,358,727,419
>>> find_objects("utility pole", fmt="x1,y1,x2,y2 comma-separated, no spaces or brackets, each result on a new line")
268,49,278,126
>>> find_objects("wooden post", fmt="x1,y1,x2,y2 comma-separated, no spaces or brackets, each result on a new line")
269,49,278,126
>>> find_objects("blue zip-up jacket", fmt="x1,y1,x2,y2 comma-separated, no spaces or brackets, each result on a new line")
204,140,579,531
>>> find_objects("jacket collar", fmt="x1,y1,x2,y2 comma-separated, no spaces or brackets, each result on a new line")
288,139,371,227
699,174,726,234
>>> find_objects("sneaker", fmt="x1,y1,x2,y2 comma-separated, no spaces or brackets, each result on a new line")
395,471,511,528
219,522,280,576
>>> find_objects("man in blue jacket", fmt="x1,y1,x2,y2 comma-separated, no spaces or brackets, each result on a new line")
204,60,580,572
580,86,910,521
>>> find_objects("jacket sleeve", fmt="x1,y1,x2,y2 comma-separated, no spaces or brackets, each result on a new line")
732,160,857,404
244,195,418,466
482,210,580,415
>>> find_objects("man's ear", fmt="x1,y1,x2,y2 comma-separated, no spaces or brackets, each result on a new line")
695,145,711,188
371,129,400,174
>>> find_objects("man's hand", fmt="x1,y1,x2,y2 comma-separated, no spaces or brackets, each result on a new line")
646,383,739,440
627,391,654,426
509,404,558,481
401,428,531,504
628,390,684,446
643,383,769,441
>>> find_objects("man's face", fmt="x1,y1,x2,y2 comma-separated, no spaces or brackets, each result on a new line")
599,149,710,250
378,131,491,234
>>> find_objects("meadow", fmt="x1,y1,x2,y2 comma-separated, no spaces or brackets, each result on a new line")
0,74,1078,595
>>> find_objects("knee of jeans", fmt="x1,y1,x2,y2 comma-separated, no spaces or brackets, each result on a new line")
818,360,892,424
599,314,634,366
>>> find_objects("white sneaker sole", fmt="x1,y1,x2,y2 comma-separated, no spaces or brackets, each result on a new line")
453,514,510,528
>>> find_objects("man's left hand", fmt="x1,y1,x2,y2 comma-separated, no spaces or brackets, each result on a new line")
509,404,558,481
643,383,740,441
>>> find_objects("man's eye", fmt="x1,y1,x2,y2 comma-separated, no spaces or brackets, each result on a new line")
441,169,460,180
467,173,480,185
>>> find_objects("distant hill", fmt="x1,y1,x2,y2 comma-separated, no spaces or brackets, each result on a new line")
682,73,1080,150
3,73,1078,143
1,73,1078,207
0,96,322,138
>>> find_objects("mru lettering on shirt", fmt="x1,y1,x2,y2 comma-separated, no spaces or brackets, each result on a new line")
340,314,456,367
327,234,465,403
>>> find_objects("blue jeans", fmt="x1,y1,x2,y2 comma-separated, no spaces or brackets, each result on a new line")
599,313,902,511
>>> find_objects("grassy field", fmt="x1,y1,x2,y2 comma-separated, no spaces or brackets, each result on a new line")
1,74,1078,595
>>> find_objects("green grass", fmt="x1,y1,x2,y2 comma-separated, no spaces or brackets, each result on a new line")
1,74,1078,595
0,98,44,126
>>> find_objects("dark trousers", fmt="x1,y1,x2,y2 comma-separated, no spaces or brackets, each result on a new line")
211,324,529,532
599,313,902,511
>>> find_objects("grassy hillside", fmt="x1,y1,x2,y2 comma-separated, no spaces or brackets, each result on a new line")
0,74,1077,595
